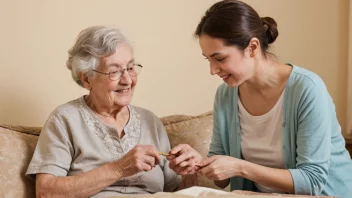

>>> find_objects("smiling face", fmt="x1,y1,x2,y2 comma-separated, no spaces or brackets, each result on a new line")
85,42,137,109
199,34,255,87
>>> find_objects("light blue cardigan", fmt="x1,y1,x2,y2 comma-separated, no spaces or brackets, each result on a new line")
208,65,352,197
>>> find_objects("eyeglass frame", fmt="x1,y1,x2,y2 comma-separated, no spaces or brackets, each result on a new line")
91,63,143,81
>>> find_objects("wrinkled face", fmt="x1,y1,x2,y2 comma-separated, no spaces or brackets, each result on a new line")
88,42,137,108
199,34,254,87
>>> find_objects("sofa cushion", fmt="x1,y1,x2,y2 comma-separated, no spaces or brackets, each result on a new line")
161,111,228,191
0,126,39,198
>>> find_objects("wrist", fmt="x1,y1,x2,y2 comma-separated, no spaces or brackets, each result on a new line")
108,162,124,180
236,159,248,178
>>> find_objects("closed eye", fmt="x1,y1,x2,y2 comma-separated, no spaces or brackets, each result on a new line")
216,57,227,62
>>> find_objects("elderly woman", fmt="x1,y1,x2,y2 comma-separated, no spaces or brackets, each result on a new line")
26,26,195,198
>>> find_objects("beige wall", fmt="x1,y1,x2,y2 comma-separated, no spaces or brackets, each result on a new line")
348,0,352,138
0,0,350,136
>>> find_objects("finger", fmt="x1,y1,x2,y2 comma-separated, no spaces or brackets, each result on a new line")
168,159,185,174
198,164,214,176
185,165,198,174
179,166,192,175
169,144,189,155
198,156,216,167
139,162,153,171
166,154,177,161
143,145,161,165
179,161,191,168
169,160,176,170
181,160,197,169
143,155,156,167
174,164,186,175
172,151,195,166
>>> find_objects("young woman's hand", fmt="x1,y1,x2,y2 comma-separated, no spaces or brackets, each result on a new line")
198,155,244,180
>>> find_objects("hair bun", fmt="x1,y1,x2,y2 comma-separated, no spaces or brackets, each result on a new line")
261,17,278,44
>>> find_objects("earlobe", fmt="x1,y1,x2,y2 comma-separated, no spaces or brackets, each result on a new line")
248,46,255,57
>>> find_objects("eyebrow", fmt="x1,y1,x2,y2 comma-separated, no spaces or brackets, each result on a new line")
106,58,135,68
202,53,222,58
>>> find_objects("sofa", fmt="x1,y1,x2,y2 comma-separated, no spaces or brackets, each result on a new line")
0,111,350,198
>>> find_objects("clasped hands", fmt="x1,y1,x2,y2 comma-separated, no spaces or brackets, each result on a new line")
113,144,243,181
166,144,243,181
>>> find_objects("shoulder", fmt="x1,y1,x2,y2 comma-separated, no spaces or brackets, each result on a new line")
46,96,84,124
286,65,333,113
288,65,328,93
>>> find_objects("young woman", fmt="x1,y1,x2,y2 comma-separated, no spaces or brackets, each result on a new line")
167,1,352,197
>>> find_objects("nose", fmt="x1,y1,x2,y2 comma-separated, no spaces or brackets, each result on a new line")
119,69,132,85
210,63,220,75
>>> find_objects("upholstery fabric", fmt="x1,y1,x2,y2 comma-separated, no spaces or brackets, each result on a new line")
0,126,38,198
160,112,228,190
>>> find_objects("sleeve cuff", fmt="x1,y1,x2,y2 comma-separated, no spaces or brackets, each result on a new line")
26,164,69,181
289,168,311,195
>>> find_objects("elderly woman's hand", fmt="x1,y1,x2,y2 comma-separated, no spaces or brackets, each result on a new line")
166,144,204,175
113,145,160,178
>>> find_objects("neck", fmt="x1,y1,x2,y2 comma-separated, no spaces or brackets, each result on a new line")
241,58,281,94
85,94,127,119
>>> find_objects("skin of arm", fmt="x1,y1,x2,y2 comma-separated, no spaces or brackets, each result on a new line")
36,145,160,198
198,155,294,193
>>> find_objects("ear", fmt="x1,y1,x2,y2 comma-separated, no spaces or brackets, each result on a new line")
79,72,92,90
247,38,260,57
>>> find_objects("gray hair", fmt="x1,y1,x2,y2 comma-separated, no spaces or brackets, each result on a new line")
66,26,131,87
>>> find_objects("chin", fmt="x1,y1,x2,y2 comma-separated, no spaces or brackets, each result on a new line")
225,81,241,87
115,98,132,107
225,76,246,87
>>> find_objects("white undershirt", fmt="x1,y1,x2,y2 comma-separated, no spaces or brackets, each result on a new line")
238,90,285,193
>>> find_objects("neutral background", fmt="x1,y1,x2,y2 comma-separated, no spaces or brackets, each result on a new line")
0,0,351,137
348,1,352,138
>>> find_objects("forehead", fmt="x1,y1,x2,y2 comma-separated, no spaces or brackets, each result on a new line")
199,34,241,57
102,42,133,67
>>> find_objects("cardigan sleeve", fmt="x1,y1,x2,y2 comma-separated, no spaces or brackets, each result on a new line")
208,85,227,157
288,79,332,195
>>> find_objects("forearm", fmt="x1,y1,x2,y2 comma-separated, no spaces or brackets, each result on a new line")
36,162,122,198
240,160,294,193
176,174,198,190
214,179,230,189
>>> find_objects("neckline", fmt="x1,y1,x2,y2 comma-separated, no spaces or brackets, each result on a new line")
235,64,296,124
238,89,285,120
79,96,132,133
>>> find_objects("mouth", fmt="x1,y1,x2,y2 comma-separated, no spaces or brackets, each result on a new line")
114,88,131,93
220,74,231,80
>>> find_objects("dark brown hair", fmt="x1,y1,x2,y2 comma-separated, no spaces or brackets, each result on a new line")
195,0,278,56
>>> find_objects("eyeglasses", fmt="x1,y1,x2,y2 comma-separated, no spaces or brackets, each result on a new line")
92,63,143,81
